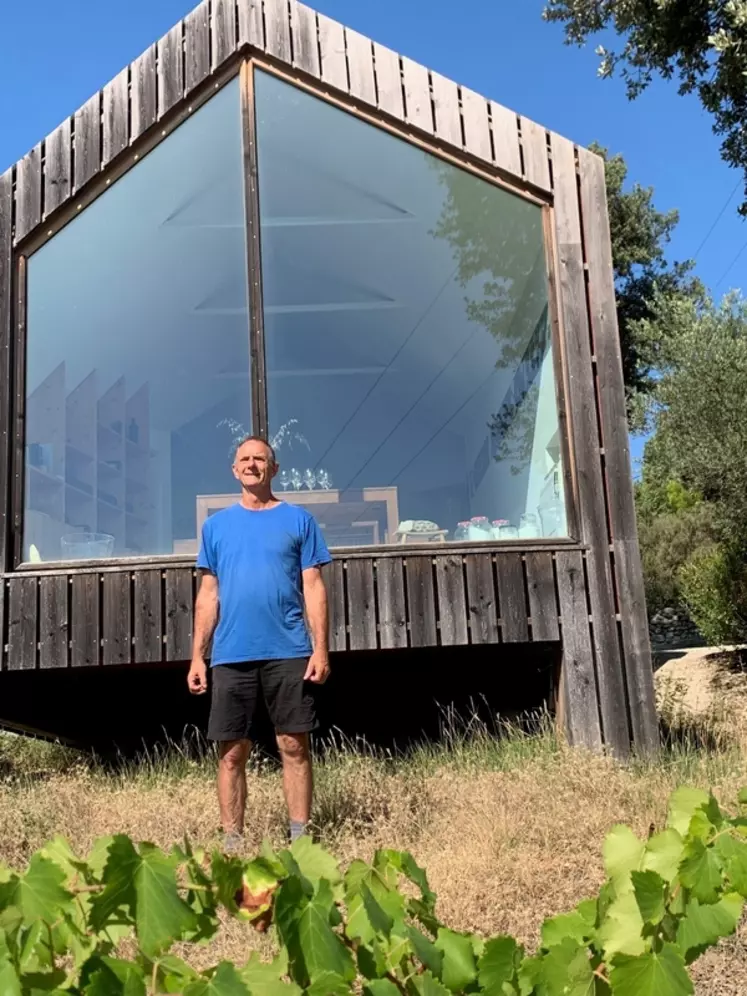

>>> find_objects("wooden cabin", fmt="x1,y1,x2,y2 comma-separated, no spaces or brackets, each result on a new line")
0,0,658,755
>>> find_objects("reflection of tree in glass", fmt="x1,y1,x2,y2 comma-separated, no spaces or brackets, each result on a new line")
429,159,551,470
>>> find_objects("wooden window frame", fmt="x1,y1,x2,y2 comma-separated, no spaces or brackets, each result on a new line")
8,55,581,571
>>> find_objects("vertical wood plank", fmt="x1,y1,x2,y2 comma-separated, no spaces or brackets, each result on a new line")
133,570,163,663
405,556,437,647
102,69,129,165
291,3,320,78
212,0,237,70
376,558,407,650
322,560,346,652
0,577,4,670
44,120,71,216
431,73,461,148
402,58,432,133
0,170,12,574
185,1,210,94
373,43,404,120
158,23,184,118
318,13,347,91
520,117,551,191
495,554,529,642
73,95,101,192
346,559,376,650
15,146,42,243
264,0,292,63
131,46,157,140
102,573,131,665
39,575,68,669
556,550,602,749
579,146,658,752
465,553,499,645
551,132,630,755
435,554,468,646
6,577,37,670
525,552,560,642
238,0,264,48
165,568,194,661
490,101,521,177
461,87,491,163
345,28,376,106
71,574,100,667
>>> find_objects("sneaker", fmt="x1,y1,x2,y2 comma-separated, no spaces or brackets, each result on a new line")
222,831,244,855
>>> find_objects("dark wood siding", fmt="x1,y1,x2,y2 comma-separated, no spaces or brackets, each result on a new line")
0,0,656,753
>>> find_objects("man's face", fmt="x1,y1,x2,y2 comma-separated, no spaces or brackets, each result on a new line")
232,440,278,489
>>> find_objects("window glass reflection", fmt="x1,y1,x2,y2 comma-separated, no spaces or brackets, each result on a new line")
255,70,568,547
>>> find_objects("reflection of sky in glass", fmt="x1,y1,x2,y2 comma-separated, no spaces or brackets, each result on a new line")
255,69,567,542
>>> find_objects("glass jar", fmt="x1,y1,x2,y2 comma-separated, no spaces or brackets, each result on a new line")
454,521,470,541
498,523,519,540
491,519,509,539
468,516,492,541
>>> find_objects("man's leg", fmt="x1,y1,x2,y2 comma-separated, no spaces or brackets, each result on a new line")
218,738,252,836
276,732,312,837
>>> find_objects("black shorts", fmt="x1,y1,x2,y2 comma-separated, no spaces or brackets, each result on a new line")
207,658,317,741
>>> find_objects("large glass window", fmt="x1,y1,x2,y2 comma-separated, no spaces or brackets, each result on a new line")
24,78,250,562
254,70,567,547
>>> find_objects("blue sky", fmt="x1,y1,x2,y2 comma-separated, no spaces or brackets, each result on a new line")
2,0,743,473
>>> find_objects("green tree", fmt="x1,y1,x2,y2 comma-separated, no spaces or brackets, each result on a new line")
543,0,747,210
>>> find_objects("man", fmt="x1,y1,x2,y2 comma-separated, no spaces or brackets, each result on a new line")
187,435,331,851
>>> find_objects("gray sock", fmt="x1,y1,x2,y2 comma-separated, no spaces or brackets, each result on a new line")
289,820,307,843
222,830,243,855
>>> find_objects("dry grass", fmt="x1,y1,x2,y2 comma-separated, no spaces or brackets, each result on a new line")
3,705,747,993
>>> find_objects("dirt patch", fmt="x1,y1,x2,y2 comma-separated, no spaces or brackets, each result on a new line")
655,646,747,728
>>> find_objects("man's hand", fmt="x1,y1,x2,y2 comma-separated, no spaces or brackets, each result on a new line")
304,650,330,684
187,657,208,695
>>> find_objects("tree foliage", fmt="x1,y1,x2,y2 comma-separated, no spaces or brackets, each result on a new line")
5,786,747,994
543,0,747,212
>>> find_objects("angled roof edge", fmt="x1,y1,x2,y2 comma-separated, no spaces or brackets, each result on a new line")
2,0,591,248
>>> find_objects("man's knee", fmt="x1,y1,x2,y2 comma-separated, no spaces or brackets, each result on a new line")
219,739,251,771
276,732,309,764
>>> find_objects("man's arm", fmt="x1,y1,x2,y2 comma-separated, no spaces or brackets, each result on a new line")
302,566,330,684
187,571,219,694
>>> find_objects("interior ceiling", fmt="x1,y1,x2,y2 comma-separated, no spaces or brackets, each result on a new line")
26,72,546,441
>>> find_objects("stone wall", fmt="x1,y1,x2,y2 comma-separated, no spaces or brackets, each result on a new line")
649,607,705,651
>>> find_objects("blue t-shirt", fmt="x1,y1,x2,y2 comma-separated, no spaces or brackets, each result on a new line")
196,502,331,665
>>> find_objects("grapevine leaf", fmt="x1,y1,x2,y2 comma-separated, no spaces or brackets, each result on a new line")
361,883,394,937
603,826,643,887
39,837,87,885
435,928,477,992
210,853,244,914
0,959,21,996
362,981,401,996
478,936,521,993
6,855,73,925
517,954,542,996
288,837,342,894
539,937,595,996
739,788,747,808
541,903,596,948
305,970,354,995
240,951,302,996
715,834,747,895
344,863,405,944
412,969,452,996
608,943,693,996
183,962,252,996
134,845,198,956
406,924,443,977
91,836,139,929
274,877,309,985
385,851,436,907
157,954,200,992
642,830,684,885
596,889,645,959
298,882,356,984
667,787,710,837
631,870,667,925
678,838,723,904
85,958,147,996
676,892,743,964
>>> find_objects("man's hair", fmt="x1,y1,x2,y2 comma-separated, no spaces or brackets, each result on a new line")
233,434,276,464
